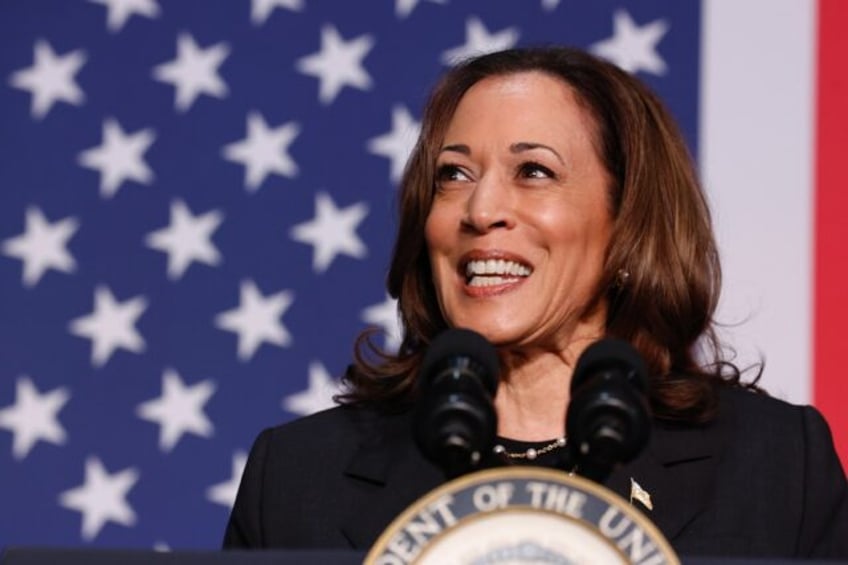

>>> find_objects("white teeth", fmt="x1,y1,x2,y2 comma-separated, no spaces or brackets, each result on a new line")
469,276,508,287
465,259,532,277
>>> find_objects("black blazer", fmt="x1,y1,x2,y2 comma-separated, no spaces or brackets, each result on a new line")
223,387,848,558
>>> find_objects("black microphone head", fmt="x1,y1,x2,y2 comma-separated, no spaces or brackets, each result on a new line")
420,328,500,395
571,338,648,393
565,338,651,481
414,328,500,478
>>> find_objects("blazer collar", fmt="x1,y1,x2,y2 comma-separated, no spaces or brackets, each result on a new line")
605,416,727,541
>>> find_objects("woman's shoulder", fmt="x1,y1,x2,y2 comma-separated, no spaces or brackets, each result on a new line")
711,386,848,556
267,403,369,434
651,386,835,466
718,385,801,419
713,385,840,465
717,385,827,432
255,403,413,452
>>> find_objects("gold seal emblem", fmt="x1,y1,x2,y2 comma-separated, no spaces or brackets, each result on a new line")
366,467,679,565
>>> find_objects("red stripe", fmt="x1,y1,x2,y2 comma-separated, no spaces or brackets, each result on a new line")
814,0,848,467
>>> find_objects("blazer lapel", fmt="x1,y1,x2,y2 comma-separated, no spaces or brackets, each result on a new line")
605,417,726,541
338,410,444,549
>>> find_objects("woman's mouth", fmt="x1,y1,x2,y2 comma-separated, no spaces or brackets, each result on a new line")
463,258,533,289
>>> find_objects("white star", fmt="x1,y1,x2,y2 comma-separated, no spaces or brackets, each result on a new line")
59,456,139,541
290,192,368,273
0,376,70,460
440,17,519,65
145,199,223,280
8,39,86,119
2,206,79,287
296,24,374,105
153,33,230,112
69,286,148,367
78,118,156,199
215,280,294,361
221,111,300,192
590,9,669,75
361,295,402,352
541,0,560,11
136,368,215,452
367,105,421,184
251,0,302,25
206,451,247,509
88,0,160,32
282,361,340,417
395,0,447,19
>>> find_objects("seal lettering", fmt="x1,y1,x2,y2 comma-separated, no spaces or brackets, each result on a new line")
598,506,631,538
472,482,514,511
524,481,586,518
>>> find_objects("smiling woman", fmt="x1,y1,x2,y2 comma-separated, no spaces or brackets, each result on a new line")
350,48,724,426
427,72,612,363
223,47,848,558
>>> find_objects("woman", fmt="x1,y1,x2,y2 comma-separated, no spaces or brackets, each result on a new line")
224,47,848,557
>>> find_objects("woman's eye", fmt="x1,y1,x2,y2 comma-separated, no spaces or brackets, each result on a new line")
436,164,470,183
519,162,555,180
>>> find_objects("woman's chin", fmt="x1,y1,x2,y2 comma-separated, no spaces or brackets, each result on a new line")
446,318,529,346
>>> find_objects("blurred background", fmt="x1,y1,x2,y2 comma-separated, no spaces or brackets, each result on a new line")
0,0,843,551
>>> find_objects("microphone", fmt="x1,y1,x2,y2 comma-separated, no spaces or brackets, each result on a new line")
414,328,499,479
565,338,650,483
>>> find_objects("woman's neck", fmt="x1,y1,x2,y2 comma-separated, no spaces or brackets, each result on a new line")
494,350,572,441
493,333,599,441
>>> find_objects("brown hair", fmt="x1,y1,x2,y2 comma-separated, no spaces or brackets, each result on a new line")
341,47,757,422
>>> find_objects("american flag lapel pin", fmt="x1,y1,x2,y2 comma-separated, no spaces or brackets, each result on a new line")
629,477,653,511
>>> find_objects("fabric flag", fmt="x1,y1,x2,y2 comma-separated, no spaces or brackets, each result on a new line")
0,0,843,550
702,0,847,465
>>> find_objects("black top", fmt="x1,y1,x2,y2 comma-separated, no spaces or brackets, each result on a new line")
223,387,848,558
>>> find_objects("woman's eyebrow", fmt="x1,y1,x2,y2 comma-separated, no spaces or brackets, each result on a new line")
439,143,470,155
511,142,564,164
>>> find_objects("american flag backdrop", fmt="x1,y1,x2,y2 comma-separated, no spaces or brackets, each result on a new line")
0,0,844,551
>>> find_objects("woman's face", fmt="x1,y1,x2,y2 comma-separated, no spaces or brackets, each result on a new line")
424,71,613,350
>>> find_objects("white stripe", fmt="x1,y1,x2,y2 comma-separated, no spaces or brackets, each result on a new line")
700,0,815,402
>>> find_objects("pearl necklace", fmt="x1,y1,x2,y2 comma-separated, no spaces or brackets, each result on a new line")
493,437,567,461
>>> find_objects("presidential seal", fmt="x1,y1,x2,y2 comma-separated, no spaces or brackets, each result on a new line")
365,467,679,565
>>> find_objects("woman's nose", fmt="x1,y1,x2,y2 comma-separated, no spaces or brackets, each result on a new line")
461,174,515,233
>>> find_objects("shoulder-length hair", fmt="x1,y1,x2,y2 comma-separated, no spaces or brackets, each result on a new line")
341,47,754,422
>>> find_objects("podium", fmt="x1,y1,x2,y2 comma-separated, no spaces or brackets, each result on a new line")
0,548,364,564
1,549,844,565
